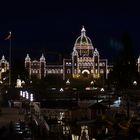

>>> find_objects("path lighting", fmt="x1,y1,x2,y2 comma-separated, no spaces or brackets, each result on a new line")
90,81,94,85
66,79,70,85
22,91,25,98
60,88,64,92
30,93,34,102
20,90,23,96
133,81,137,86
25,91,29,99
100,88,104,92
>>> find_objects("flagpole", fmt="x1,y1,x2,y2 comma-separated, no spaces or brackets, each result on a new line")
9,31,12,87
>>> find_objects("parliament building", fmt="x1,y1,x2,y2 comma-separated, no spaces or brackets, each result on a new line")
25,26,112,81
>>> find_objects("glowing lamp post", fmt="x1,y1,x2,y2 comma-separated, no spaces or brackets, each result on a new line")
22,91,25,98
20,90,23,96
30,93,34,102
133,81,137,86
25,91,29,100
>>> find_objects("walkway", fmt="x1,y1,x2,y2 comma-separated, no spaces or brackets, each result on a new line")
0,107,24,128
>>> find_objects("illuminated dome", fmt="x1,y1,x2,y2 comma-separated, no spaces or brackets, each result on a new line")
74,26,94,50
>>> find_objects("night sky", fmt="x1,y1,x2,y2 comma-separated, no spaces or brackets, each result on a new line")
0,0,140,63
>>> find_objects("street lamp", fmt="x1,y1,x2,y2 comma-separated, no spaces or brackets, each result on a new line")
133,81,137,86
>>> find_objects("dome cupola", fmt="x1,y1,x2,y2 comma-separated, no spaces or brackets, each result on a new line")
25,54,31,61
73,26,94,57
75,26,93,46
40,54,45,62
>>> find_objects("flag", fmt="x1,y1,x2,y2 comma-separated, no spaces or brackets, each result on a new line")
5,32,11,40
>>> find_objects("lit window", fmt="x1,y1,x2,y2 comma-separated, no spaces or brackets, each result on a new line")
1,68,4,72
60,69,63,73
95,69,98,73
100,69,104,74
99,63,102,66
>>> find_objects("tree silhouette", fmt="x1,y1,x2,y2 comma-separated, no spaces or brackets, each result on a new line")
109,32,138,89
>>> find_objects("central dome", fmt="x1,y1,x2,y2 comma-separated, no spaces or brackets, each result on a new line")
74,26,94,50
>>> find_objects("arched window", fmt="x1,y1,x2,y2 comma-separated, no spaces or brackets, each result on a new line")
60,69,63,73
100,69,104,74
74,69,77,74
67,69,71,74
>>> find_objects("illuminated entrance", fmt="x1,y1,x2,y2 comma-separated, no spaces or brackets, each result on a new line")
82,70,90,78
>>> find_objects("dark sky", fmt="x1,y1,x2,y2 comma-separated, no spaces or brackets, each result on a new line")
0,0,140,63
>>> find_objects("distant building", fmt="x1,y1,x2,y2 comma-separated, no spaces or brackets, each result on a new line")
0,55,9,81
25,26,112,81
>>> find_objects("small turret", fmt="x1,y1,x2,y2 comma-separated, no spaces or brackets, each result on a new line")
93,48,99,56
25,54,31,62
40,54,46,79
25,54,31,78
1,55,5,61
40,54,45,62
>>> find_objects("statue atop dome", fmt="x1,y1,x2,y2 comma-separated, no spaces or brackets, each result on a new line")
81,26,86,36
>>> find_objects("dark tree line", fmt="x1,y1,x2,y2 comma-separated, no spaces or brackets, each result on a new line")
108,32,139,89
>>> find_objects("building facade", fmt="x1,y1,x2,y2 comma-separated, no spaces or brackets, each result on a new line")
25,27,112,81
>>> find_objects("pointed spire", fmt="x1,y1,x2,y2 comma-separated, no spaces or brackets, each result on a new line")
81,25,86,36
41,53,44,58
26,54,30,58
72,49,78,56
94,48,99,56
